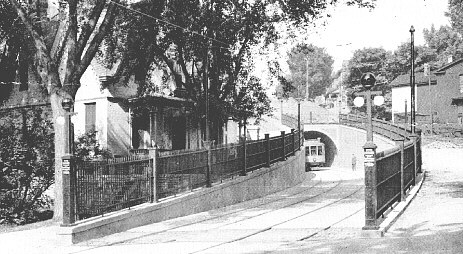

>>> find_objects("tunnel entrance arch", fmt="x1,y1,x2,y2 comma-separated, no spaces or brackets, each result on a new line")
303,131,337,167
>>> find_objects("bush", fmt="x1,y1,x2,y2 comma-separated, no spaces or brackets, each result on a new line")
0,107,54,225
74,131,112,161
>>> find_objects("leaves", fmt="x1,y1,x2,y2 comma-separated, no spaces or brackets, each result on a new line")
285,43,334,100
0,107,54,225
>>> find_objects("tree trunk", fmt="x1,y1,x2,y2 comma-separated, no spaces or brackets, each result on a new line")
50,93,67,221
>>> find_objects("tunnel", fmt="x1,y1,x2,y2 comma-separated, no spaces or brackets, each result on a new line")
303,131,337,167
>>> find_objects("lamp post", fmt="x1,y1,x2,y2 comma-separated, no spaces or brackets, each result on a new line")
61,98,74,154
61,97,75,226
410,25,416,134
360,72,379,230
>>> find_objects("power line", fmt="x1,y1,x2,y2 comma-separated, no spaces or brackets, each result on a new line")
108,0,232,50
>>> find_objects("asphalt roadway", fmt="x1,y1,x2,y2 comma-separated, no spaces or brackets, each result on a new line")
1,147,462,253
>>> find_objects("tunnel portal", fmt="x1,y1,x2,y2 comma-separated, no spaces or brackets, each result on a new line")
303,131,337,167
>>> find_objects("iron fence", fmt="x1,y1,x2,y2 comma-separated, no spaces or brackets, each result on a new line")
156,130,303,200
375,146,401,217
340,113,422,223
157,149,208,199
74,156,153,220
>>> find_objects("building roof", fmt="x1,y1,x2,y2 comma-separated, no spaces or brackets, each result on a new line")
127,94,194,108
434,58,463,74
389,72,437,88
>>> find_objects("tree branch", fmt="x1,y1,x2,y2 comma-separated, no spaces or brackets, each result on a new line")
9,0,61,94
63,0,78,85
76,0,106,58
74,0,119,83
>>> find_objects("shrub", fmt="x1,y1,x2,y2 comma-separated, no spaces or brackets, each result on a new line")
74,131,112,161
0,107,54,225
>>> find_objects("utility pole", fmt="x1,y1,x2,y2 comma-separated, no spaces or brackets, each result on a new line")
306,58,309,101
410,26,416,134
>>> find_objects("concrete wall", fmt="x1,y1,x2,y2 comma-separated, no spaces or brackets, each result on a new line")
59,149,306,243
304,124,396,169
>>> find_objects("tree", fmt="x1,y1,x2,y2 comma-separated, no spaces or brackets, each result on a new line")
345,47,391,119
446,0,463,34
387,42,437,80
2,0,375,221
423,25,463,67
3,0,122,221
285,43,334,100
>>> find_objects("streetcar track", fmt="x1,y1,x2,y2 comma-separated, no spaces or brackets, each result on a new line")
70,173,327,252
187,171,363,254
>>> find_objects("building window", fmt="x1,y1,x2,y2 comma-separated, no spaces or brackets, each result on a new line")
85,102,96,133
460,74,463,93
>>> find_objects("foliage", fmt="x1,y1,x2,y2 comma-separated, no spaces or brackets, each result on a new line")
99,0,374,139
1,0,375,220
74,131,112,162
0,107,54,225
423,25,463,68
446,0,463,35
285,43,334,100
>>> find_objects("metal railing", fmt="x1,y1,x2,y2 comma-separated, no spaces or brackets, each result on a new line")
339,114,412,141
156,130,303,200
73,156,153,220
339,114,422,225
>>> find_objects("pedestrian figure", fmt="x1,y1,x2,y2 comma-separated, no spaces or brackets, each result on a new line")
352,154,356,171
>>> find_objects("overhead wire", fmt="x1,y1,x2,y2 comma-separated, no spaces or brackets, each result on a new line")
108,0,233,51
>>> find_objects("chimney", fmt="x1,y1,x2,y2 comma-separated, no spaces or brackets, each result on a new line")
448,55,453,63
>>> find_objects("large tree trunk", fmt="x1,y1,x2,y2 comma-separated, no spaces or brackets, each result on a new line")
50,93,67,221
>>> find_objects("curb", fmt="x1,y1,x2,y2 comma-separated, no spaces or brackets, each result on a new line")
361,171,426,238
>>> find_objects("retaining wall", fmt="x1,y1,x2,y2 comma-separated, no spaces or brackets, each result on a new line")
58,149,306,243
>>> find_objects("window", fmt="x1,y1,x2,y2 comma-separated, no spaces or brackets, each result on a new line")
318,146,323,156
459,74,463,93
311,146,317,156
85,103,96,133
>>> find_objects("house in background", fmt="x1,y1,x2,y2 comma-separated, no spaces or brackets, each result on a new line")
2,59,238,157
74,61,229,157
390,58,463,125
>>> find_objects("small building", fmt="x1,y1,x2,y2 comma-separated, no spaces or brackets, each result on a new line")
390,58,463,125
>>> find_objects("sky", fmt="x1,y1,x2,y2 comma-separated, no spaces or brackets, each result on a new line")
309,0,450,70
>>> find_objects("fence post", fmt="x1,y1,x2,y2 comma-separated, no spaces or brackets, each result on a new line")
281,131,286,161
61,154,75,226
203,141,213,186
410,133,418,185
148,147,158,202
265,134,270,167
399,139,406,201
416,129,422,174
291,129,295,155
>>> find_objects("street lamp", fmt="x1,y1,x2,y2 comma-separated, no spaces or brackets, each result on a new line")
410,25,416,134
360,72,379,230
61,97,75,226
61,97,74,154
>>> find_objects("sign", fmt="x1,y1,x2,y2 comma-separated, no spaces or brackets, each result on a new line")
424,63,430,77
364,148,375,166
364,148,375,155
62,159,70,174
